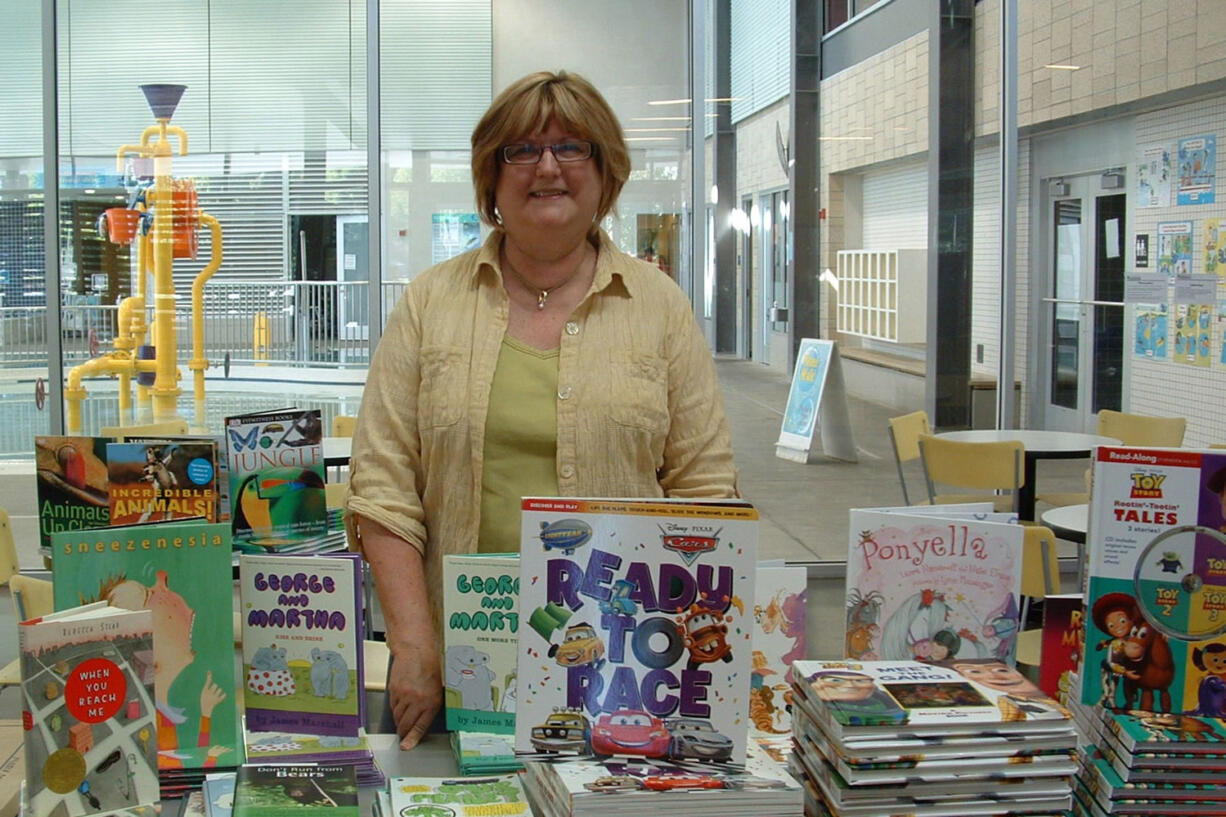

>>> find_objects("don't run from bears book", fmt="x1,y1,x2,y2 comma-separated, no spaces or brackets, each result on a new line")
515,497,758,764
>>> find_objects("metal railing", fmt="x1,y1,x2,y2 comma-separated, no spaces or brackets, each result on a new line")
0,280,413,371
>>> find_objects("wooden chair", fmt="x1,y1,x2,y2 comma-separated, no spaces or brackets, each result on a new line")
1,575,56,688
0,508,17,587
887,411,931,505
331,415,357,438
917,434,1025,515
325,482,349,510
100,418,189,440
1016,526,1063,668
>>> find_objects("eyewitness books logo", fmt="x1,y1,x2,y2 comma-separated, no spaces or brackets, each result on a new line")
1130,472,1166,499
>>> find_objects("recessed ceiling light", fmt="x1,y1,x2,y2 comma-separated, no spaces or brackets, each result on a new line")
1044,63,1080,70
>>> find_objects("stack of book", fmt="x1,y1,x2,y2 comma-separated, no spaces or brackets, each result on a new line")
790,659,1078,817
241,726,384,787
372,773,530,817
522,737,802,817
449,731,520,775
232,763,358,817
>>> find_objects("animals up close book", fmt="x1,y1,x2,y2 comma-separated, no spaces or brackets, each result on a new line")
50,519,240,771
442,554,519,734
18,603,159,817
106,439,219,525
224,408,326,551
515,497,758,763
1080,447,1226,716
749,562,807,735
238,552,365,737
844,507,1024,664
34,436,110,551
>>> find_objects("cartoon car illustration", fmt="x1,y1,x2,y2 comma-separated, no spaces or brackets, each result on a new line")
549,622,606,669
591,709,670,758
676,606,734,670
665,717,734,762
598,578,638,616
529,709,591,753
721,774,792,791
641,775,725,791
582,775,642,794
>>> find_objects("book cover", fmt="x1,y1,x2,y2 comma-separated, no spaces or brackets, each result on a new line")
748,562,807,735
203,771,237,817
1037,593,1084,700
441,553,519,734
845,508,1024,663
50,519,240,772
34,436,110,551
233,764,357,817
791,658,1073,740
1101,707,1226,754
448,731,521,775
1080,447,1226,714
515,497,758,763
238,552,365,737
18,603,159,817
388,774,529,817
224,408,326,551
106,440,219,525
125,434,231,524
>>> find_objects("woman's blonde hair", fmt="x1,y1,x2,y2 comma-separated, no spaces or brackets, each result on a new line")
471,70,630,229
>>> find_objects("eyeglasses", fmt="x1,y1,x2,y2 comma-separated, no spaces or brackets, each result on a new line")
500,140,595,165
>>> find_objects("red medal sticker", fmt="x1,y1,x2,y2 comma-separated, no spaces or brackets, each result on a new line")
65,658,126,723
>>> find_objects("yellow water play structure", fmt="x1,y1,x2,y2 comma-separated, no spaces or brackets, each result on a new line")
65,84,221,434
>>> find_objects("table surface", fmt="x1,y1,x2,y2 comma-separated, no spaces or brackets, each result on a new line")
1040,502,1089,535
935,429,1120,453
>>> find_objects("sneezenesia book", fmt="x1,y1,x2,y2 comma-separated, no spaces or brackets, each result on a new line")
233,764,357,817
106,439,219,525
442,553,519,734
34,435,110,551
50,519,240,773
18,602,159,817
224,408,326,551
238,551,365,737
515,497,758,764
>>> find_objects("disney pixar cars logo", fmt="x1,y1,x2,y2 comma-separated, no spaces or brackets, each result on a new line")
659,523,721,565
1129,472,1166,499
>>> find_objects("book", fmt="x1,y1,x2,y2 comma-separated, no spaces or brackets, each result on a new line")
0,719,24,817
238,551,365,736
18,602,160,817
1080,447,1226,714
203,772,236,817
224,408,327,551
388,774,529,817
241,726,383,788
844,507,1024,663
106,439,220,525
448,731,521,775
1100,707,1226,754
233,764,357,817
1037,593,1084,700
441,553,520,734
749,561,807,735
34,436,110,551
791,658,1075,741
50,519,241,772
515,497,759,764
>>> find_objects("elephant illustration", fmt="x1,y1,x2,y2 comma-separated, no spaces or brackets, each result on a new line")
247,644,295,696
309,648,350,700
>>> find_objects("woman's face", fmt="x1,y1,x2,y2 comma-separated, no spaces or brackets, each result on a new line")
494,119,602,248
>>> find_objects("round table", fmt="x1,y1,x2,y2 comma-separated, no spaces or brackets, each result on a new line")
1040,502,1089,589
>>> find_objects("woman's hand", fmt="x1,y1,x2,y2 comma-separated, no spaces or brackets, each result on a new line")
388,641,443,749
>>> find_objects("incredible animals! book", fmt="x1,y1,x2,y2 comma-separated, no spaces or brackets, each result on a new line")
106,439,219,525
224,408,326,551
34,436,110,551
749,561,807,735
238,552,365,737
844,507,1024,663
18,602,159,817
442,553,519,734
1080,447,1226,715
50,519,240,772
515,497,758,764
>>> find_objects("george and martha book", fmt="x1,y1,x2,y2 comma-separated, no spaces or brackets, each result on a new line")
18,602,160,817
238,552,365,737
514,497,759,764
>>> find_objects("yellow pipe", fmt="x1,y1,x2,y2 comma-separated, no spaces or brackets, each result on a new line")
148,128,182,422
65,353,135,433
189,212,222,429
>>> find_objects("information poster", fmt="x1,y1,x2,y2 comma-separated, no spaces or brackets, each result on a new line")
431,212,481,264
1156,220,1193,278
1177,134,1216,205
1220,301,1226,365
1137,144,1172,208
775,338,857,463
1174,303,1212,367
1134,305,1168,359
1207,219,1226,277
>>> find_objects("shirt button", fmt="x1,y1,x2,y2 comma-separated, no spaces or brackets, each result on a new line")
560,465,575,479
565,321,579,335
558,386,573,400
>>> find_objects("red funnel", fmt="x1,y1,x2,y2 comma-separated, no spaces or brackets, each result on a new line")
140,84,186,120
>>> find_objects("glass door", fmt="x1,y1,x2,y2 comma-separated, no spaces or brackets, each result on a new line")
336,215,369,366
1042,174,1126,430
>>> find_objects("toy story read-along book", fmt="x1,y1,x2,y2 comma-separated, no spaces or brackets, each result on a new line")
1079,446,1226,716
844,507,1024,664
18,603,159,817
514,497,758,763
50,518,241,772
224,408,326,551
238,552,365,737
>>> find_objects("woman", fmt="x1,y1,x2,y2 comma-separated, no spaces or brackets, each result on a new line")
345,70,738,749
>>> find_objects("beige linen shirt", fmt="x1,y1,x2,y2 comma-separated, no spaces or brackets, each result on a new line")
345,228,737,633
